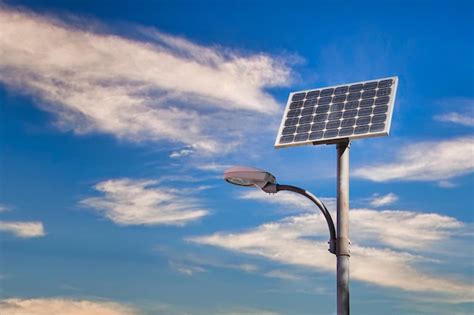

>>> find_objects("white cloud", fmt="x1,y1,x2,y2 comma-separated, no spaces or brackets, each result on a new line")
0,298,137,315
169,260,207,276
264,269,302,281
0,204,10,212
350,209,463,251
434,99,474,127
190,209,472,300
155,246,260,275
369,193,398,207
0,221,45,238
80,178,208,226
169,147,195,158
0,8,292,154
353,137,474,182
195,163,233,172
437,180,456,188
435,112,474,127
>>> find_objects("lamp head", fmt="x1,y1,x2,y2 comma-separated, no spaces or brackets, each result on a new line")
224,166,276,190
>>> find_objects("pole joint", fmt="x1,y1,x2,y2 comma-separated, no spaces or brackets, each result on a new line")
336,237,351,257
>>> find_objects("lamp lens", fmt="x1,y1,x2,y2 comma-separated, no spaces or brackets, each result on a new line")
226,177,254,186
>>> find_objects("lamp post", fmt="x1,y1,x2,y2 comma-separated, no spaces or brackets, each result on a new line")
223,77,398,314
223,165,341,300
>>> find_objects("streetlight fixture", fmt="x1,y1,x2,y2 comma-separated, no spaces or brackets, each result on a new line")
223,166,336,254
225,77,399,315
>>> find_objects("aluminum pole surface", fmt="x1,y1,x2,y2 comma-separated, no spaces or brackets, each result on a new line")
336,140,350,315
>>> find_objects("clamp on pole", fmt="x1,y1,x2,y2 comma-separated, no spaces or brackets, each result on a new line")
336,237,351,256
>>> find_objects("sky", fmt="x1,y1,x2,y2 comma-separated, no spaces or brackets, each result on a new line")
0,0,473,314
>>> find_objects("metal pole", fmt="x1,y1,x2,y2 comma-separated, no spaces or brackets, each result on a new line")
336,140,350,315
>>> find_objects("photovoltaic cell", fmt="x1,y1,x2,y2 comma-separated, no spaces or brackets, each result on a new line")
318,97,332,105
284,118,298,126
289,101,303,109
344,101,359,110
349,84,363,92
339,127,354,136
361,90,376,99
295,133,309,141
347,92,361,101
378,79,393,88
275,76,398,148
370,123,385,132
314,114,328,122
341,118,355,127
360,99,374,107
333,95,346,103
363,81,378,90
320,88,334,97
312,122,326,131
304,99,318,107
301,107,314,116
282,126,296,135
299,115,313,124
329,111,343,120
297,124,311,133
316,105,330,114
306,90,320,99
331,103,344,111
334,86,348,95
324,129,339,138
356,116,370,125
309,131,323,140
358,107,372,116
372,114,386,123
343,110,357,118
375,96,390,105
292,93,306,101
377,88,391,97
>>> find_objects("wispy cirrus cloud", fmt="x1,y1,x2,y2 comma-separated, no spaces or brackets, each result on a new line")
169,260,207,276
0,221,45,238
263,269,302,281
80,178,208,226
0,8,293,154
169,147,195,158
353,137,474,183
435,112,474,127
194,163,233,173
0,298,137,315
369,193,398,207
434,98,474,127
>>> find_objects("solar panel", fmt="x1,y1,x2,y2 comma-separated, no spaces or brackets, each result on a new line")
275,76,398,148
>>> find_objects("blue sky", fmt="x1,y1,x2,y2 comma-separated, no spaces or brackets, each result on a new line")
0,1,473,314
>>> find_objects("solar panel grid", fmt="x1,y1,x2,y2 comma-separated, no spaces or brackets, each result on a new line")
275,77,398,147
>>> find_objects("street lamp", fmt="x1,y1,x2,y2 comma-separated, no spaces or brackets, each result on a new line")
223,166,336,254
224,77,397,315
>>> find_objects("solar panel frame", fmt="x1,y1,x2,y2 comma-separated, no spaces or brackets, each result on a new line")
275,76,398,148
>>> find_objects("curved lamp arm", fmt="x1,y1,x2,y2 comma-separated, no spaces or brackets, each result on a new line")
263,183,337,255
